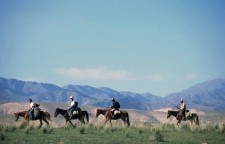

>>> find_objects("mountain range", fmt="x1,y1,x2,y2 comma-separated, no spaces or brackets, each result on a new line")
0,77,225,110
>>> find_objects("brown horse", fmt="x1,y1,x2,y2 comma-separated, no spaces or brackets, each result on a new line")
14,110,51,127
167,110,199,126
96,108,130,126
54,108,89,128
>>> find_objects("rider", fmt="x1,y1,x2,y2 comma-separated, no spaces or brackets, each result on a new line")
28,99,34,119
178,99,186,119
110,98,120,118
68,96,80,119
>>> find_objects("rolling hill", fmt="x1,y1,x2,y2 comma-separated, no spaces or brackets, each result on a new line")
0,77,225,110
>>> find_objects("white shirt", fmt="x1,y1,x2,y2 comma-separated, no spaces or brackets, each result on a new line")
30,102,34,108
70,100,75,107
180,102,185,110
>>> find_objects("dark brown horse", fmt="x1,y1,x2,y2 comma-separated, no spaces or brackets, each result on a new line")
54,108,89,128
167,110,199,126
14,110,51,127
96,108,130,126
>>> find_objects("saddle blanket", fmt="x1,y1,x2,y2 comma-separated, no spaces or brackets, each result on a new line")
114,110,121,115
73,110,79,115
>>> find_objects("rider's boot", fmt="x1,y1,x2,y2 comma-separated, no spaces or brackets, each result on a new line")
112,112,115,119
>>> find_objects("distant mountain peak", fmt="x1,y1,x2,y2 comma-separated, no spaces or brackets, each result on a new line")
1,77,225,110
181,78,225,94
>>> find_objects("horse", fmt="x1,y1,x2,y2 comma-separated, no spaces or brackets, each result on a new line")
96,108,130,126
54,108,89,128
167,110,199,126
14,110,51,127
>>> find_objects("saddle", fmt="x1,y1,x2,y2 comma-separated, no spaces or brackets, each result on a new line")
73,110,79,115
69,107,81,117
114,110,120,115
185,110,192,118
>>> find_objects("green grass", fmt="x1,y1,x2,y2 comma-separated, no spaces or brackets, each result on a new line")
0,123,224,144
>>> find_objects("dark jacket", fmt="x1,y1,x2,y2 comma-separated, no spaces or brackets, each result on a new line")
111,101,120,109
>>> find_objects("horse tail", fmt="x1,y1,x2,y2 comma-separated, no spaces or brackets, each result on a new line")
45,112,53,121
126,113,130,126
85,111,89,123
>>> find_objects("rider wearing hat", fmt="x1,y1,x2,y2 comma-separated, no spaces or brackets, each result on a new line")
110,98,120,118
179,99,186,119
68,96,80,119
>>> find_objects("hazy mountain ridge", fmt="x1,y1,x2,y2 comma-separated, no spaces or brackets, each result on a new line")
0,77,225,110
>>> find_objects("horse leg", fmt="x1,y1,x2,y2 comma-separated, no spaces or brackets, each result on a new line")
39,119,43,128
121,117,126,125
194,115,199,125
79,116,85,125
108,118,112,127
43,117,49,126
81,117,85,124
104,119,108,125
26,117,30,125
69,120,76,128
65,120,69,127
177,120,181,127
104,117,111,126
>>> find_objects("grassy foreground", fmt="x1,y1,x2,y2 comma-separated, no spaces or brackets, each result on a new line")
0,123,225,144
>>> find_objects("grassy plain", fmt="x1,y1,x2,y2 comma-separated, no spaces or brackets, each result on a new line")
0,122,225,144
0,102,225,144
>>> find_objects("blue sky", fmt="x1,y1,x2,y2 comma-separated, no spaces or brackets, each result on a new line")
0,0,225,96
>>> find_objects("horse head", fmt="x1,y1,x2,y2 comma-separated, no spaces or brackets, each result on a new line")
167,110,172,118
14,113,19,121
96,109,100,118
54,108,60,117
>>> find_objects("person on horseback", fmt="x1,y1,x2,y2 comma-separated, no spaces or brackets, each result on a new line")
68,96,81,120
28,99,41,120
110,98,120,118
178,99,186,119
28,99,34,119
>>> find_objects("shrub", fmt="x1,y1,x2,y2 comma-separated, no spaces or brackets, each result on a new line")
155,130,164,142
5,125,17,133
125,131,132,138
25,129,30,134
0,125,4,132
137,128,143,134
103,127,110,134
42,128,47,134
0,133,5,141
28,125,34,131
19,122,27,129
79,127,85,134
97,125,104,131
220,124,225,134
181,124,191,132
110,127,119,132
47,127,54,134
162,124,176,131
42,127,54,134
